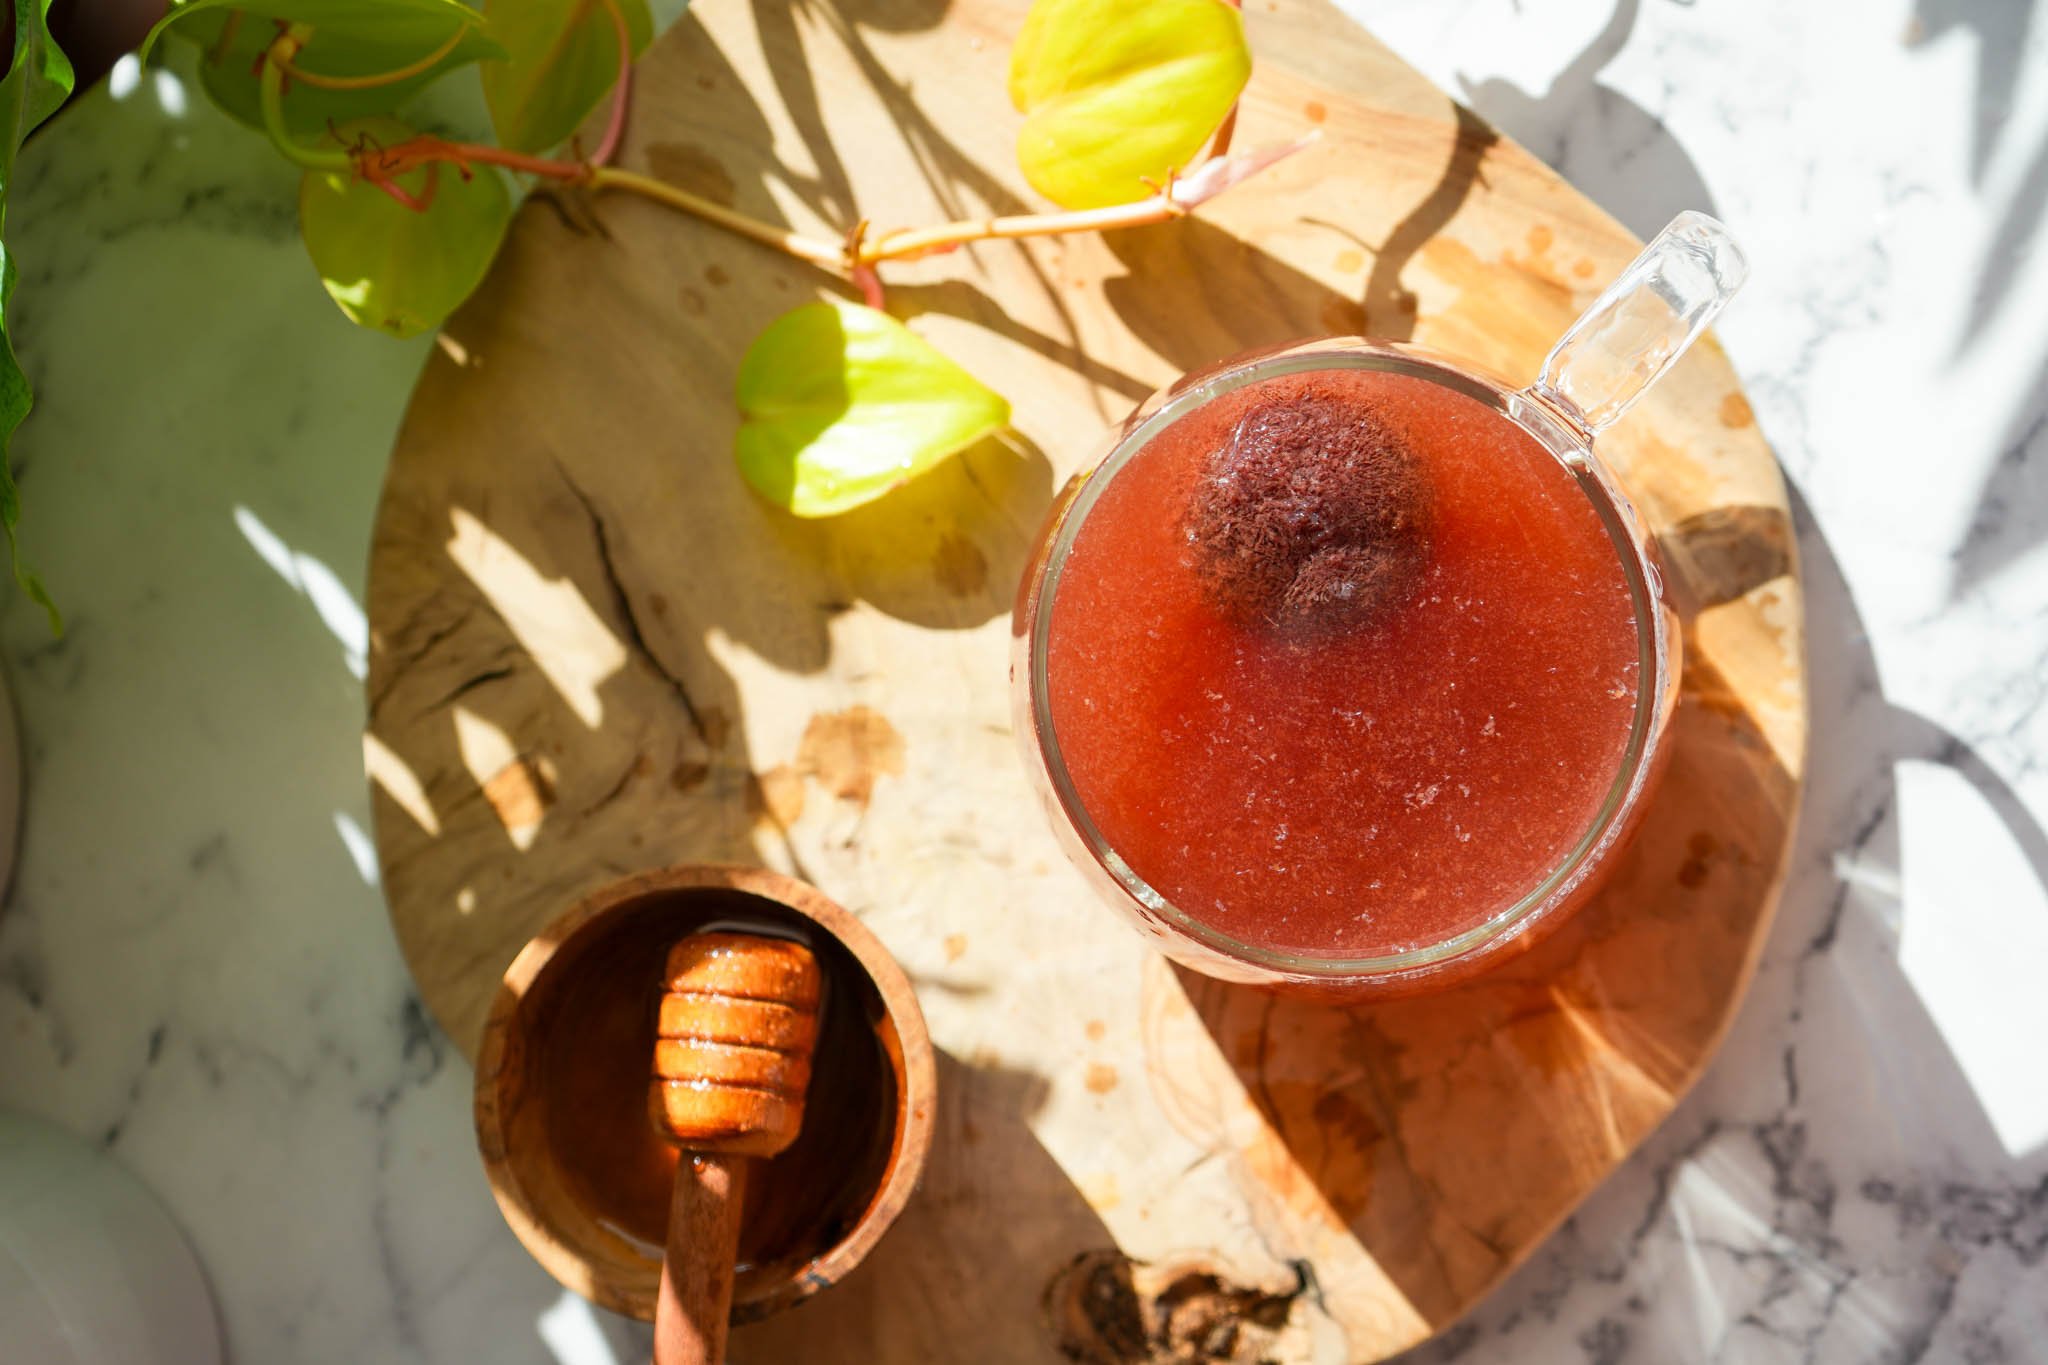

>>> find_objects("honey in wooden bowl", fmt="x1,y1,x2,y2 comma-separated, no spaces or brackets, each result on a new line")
474,866,935,1323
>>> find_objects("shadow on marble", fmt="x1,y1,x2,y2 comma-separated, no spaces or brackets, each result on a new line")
1453,0,1719,241
1957,121,2048,349
1911,0,2044,183
1783,481,2048,1162
1937,0,2048,609
1930,0,2048,373
1949,292,2048,600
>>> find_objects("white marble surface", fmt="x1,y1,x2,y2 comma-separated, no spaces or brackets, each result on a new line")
0,0,2044,1361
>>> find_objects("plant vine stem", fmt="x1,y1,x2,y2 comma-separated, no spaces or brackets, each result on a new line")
581,168,1236,272
857,195,1198,264
589,0,633,168
583,167,845,266
331,34,1290,288
389,140,589,180
277,23,467,91
260,27,352,172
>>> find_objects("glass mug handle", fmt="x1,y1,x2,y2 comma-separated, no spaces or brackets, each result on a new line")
1529,210,1749,437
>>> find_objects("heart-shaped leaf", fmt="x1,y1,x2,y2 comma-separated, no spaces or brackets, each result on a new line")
735,298,1011,518
481,0,654,154
298,118,512,338
142,0,488,61
169,9,503,135
1009,0,1250,210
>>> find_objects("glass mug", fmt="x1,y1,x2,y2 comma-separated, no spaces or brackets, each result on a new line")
1013,213,1747,998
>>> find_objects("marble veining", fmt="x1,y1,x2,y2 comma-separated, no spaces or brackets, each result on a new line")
0,0,2042,1361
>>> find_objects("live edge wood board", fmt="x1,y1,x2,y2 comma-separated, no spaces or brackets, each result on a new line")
364,0,1806,1359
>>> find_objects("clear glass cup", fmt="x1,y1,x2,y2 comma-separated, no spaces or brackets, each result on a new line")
1012,213,1748,998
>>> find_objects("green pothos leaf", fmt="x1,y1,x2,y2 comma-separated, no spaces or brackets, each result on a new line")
481,0,654,154
1009,0,1250,210
167,7,504,135
0,0,76,631
298,117,512,338
735,298,1012,518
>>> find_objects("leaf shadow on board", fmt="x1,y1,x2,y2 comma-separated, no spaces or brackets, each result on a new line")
1096,102,1495,375
727,1051,1118,1364
891,276,1154,406
752,0,1117,418
746,0,860,229
836,0,953,34
741,0,956,225
1101,216,1360,374
1355,105,1499,345
612,2,855,269
784,0,1015,225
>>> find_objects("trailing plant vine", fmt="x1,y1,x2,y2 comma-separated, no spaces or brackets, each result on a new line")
5,0,1308,614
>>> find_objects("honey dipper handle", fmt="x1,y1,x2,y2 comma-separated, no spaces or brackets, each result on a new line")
654,1154,747,1365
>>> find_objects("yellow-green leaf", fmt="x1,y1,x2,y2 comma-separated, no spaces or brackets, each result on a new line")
297,119,511,338
482,0,654,154
735,298,1011,518
1009,0,1250,210
1007,0,1245,210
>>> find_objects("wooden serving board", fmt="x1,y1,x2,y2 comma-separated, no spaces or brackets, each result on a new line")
364,1,1804,1359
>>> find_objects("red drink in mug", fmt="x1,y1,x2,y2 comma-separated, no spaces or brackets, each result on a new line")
1015,214,1746,996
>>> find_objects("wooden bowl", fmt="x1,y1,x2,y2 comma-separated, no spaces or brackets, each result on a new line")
473,865,936,1323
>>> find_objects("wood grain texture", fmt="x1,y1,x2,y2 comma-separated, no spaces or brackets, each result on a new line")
366,0,1805,1358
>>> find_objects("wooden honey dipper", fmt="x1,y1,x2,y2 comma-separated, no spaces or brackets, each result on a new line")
649,932,823,1365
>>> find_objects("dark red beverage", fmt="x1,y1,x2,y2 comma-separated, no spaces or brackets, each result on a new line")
1042,366,1645,960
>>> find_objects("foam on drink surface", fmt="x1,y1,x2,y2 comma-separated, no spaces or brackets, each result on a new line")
1046,367,1641,956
